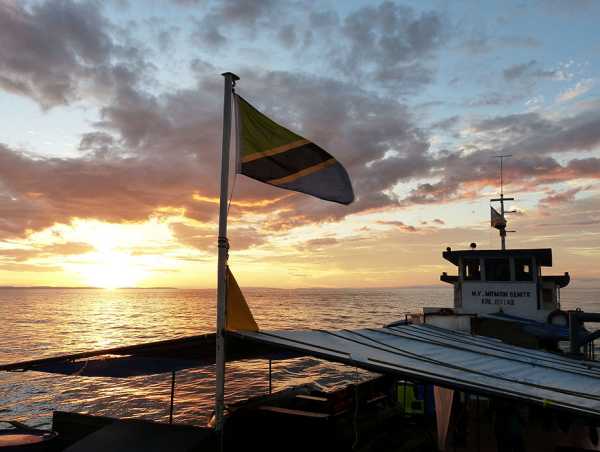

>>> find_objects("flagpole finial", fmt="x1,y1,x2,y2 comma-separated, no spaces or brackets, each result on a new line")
221,72,240,82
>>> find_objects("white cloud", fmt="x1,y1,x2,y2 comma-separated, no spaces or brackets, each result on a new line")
557,78,594,102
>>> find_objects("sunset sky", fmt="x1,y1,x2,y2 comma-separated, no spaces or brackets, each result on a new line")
0,0,599,289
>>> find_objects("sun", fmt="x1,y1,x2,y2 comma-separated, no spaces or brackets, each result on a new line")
77,251,147,289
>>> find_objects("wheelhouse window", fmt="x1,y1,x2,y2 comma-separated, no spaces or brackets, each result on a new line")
515,257,533,281
485,258,510,281
462,258,481,281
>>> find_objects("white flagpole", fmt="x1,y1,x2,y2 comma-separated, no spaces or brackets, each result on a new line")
215,71,239,437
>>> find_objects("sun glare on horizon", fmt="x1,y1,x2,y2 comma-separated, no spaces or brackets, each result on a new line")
76,251,148,289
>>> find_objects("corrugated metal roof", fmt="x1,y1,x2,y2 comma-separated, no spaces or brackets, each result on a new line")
233,324,600,417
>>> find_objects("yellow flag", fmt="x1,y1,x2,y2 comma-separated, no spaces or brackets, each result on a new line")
226,267,259,331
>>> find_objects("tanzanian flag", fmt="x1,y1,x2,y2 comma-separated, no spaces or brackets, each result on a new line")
234,94,354,205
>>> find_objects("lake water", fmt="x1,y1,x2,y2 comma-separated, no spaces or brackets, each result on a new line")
1,286,599,428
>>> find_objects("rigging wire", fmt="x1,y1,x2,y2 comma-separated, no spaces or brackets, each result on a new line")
227,86,239,216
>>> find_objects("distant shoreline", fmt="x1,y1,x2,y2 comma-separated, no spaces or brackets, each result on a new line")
0,284,451,290
0,286,177,290
0,284,597,290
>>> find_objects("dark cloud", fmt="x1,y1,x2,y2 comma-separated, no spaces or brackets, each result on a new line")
502,60,564,83
503,60,538,81
539,188,584,206
0,62,434,237
188,1,446,92
309,10,339,28
0,0,146,109
465,91,522,107
335,2,445,91
472,112,553,136
170,222,266,252
431,115,460,131
2,62,600,240
472,110,600,156
461,33,541,55
0,1,599,245
0,242,93,262
190,19,227,49
277,24,297,48
190,0,282,49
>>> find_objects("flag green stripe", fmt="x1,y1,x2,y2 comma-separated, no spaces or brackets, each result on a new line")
236,95,302,158
241,142,333,182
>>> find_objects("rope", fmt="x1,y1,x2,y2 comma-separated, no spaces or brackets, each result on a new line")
227,173,237,216
227,82,240,216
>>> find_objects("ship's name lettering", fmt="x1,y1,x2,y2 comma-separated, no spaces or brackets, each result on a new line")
481,298,515,306
472,290,531,298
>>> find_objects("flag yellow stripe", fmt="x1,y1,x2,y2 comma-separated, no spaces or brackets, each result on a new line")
241,139,310,163
268,159,337,186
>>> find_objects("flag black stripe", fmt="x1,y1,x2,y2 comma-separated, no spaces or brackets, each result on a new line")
241,142,333,182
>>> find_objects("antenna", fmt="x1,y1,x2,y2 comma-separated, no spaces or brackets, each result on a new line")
490,155,514,250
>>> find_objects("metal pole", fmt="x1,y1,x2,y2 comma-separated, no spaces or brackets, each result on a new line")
500,158,504,197
403,380,407,415
476,395,480,452
569,311,579,355
169,371,176,424
215,72,239,437
268,359,272,394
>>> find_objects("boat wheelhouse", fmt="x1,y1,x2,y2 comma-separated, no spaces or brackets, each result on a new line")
440,247,569,323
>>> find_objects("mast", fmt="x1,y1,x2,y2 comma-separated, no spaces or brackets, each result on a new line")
490,154,514,250
215,72,239,437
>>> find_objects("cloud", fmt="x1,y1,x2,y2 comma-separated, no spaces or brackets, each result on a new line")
461,34,540,55
0,263,62,272
295,237,338,251
277,24,297,48
0,0,147,109
188,1,447,92
335,2,445,91
0,242,93,262
503,60,537,81
190,0,282,49
2,63,600,241
539,187,584,206
469,110,600,155
557,79,594,102
170,222,266,252
0,1,599,247
377,220,418,232
503,60,570,84
431,116,460,131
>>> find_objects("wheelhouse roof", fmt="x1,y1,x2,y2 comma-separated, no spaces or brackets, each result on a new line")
443,248,552,266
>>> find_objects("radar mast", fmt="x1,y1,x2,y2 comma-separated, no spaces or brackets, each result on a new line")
490,155,515,250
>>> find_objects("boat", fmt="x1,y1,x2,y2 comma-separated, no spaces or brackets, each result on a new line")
2,77,600,452
420,156,575,353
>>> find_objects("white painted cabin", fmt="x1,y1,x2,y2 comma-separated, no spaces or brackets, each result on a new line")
437,247,570,323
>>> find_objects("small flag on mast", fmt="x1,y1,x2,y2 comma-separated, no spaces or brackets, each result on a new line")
234,94,354,205
490,206,506,229
225,267,258,332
